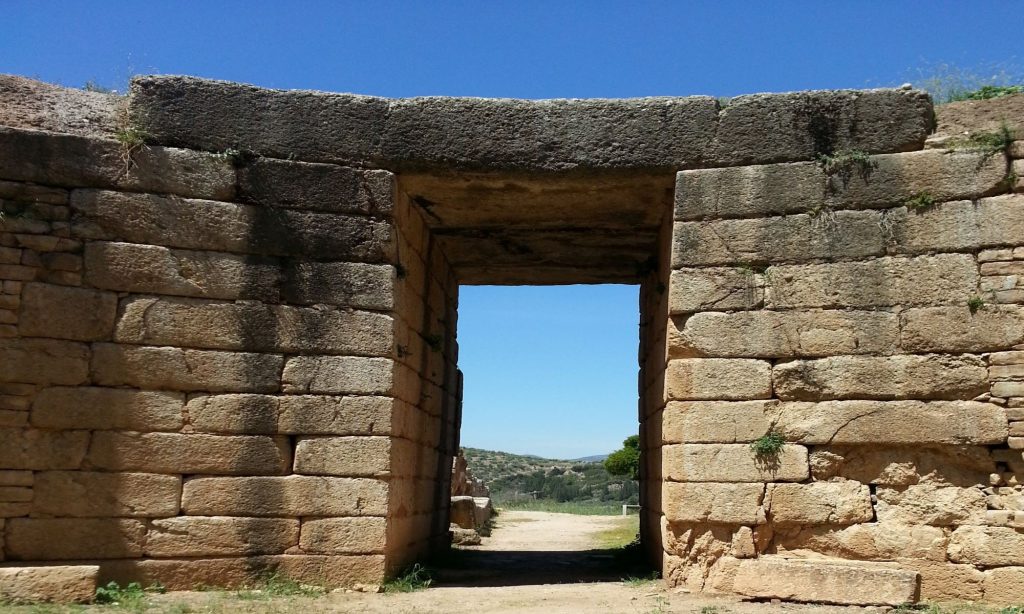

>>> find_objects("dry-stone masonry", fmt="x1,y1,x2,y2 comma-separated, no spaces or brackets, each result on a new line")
1,73,1023,604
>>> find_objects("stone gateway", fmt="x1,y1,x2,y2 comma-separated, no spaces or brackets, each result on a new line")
1,74,1023,605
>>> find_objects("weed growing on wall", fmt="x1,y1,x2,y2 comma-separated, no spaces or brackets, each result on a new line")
948,123,1015,158
967,296,986,314
904,192,937,212
818,149,878,188
383,564,434,593
750,431,785,458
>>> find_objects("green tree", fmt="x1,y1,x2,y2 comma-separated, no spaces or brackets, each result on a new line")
604,435,640,480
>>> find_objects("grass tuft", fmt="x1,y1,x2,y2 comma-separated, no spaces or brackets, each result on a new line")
382,563,434,593
750,431,786,457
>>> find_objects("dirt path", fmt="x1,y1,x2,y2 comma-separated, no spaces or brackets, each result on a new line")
478,510,633,551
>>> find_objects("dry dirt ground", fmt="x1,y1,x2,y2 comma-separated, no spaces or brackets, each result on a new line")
0,511,981,613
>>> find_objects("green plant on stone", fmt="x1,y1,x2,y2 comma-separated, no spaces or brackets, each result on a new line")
958,84,1023,101
904,191,937,212
382,563,434,593
968,295,986,314
818,149,878,187
948,123,1015,158
94,581,149,610
750,430,786,458
235,571,326,600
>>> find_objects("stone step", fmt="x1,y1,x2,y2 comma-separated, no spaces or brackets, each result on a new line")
732,556,919,606
0,565,98,603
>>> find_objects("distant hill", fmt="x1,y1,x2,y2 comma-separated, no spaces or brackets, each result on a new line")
574,454,608,462
462,447,638,507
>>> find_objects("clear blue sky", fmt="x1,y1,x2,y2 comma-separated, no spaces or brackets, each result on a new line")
5,1,1022,457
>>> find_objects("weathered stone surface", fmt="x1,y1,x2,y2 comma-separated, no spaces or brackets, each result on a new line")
876,484,987,526
765,254,978,309
663,444,808,482
665,359,772,400
91,343,282,392
32,386,184,431
131,75,389,166
186,394,393,435
672,210,886,267
84,241,282,301
282,356,393,394
995,382,1024,397
675,149,1006,221
901,306,1024,352
33,471,181,517
299,517,386,554
17,283,117,341
0,428,89,470
984,567,1024,605
181,476,388,516
97,554,386,590
294,437,390,477
668,268,764,313
114,296,393,356
0,338,89,385
775,523,947,562
5,518,146,560
282,261,395,310
0,471,33,486
732,557,919,606
711,88,932,166
661,401,774,444
896,195,1024,253
896,559,985,602
934,93,1024,141
662,481,765,524
0,565,98,604
772,354,989,401
0,74,118,137
948,525,1024,566
670,310,897,358
816,445,996,488
145,517,299,557
239,158,393,215
801,400,1004,444
71,189,392,261
767,481,873,526
87,432,291,475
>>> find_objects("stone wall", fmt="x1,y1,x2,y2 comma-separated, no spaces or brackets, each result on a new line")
1,73,1022,604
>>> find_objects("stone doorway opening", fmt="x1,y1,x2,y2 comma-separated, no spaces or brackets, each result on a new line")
441,283,647,585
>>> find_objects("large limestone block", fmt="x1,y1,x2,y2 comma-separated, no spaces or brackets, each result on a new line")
71,189,392,261
84,241,282,301
984,567,1024,605
449,496,477,530
299,517,386,554
772,400,1007,445
0,428,89,470
948,525,1024,566
900,306,1024,353
662,481,765,524
764,254,978,309
766,481,873,526
671,310,898,358
896,195,1024,254
145,516,299,557
732,557,919,606
813,445,995,488
876,484,987,526
282,356,393,394
5,518,146,560
711,88,931,166
87,432,291,475
672,210,886,267
0,565,98,604
675,149,1005,221
668,267,763,313
0,338,89,385
181,475,388,516
896,560,985,602
186,394,393,435
661,400,773,444
32,386,184,431
282,261,395,310
33,471,182,517
294,436,391,477
663,444,808,482
238,158,393,215
772,354,989,401
91,343,282,392
131,75,389,166
665,358,772,400
114,296,393,356
775,523,948,562
18,283,118,341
